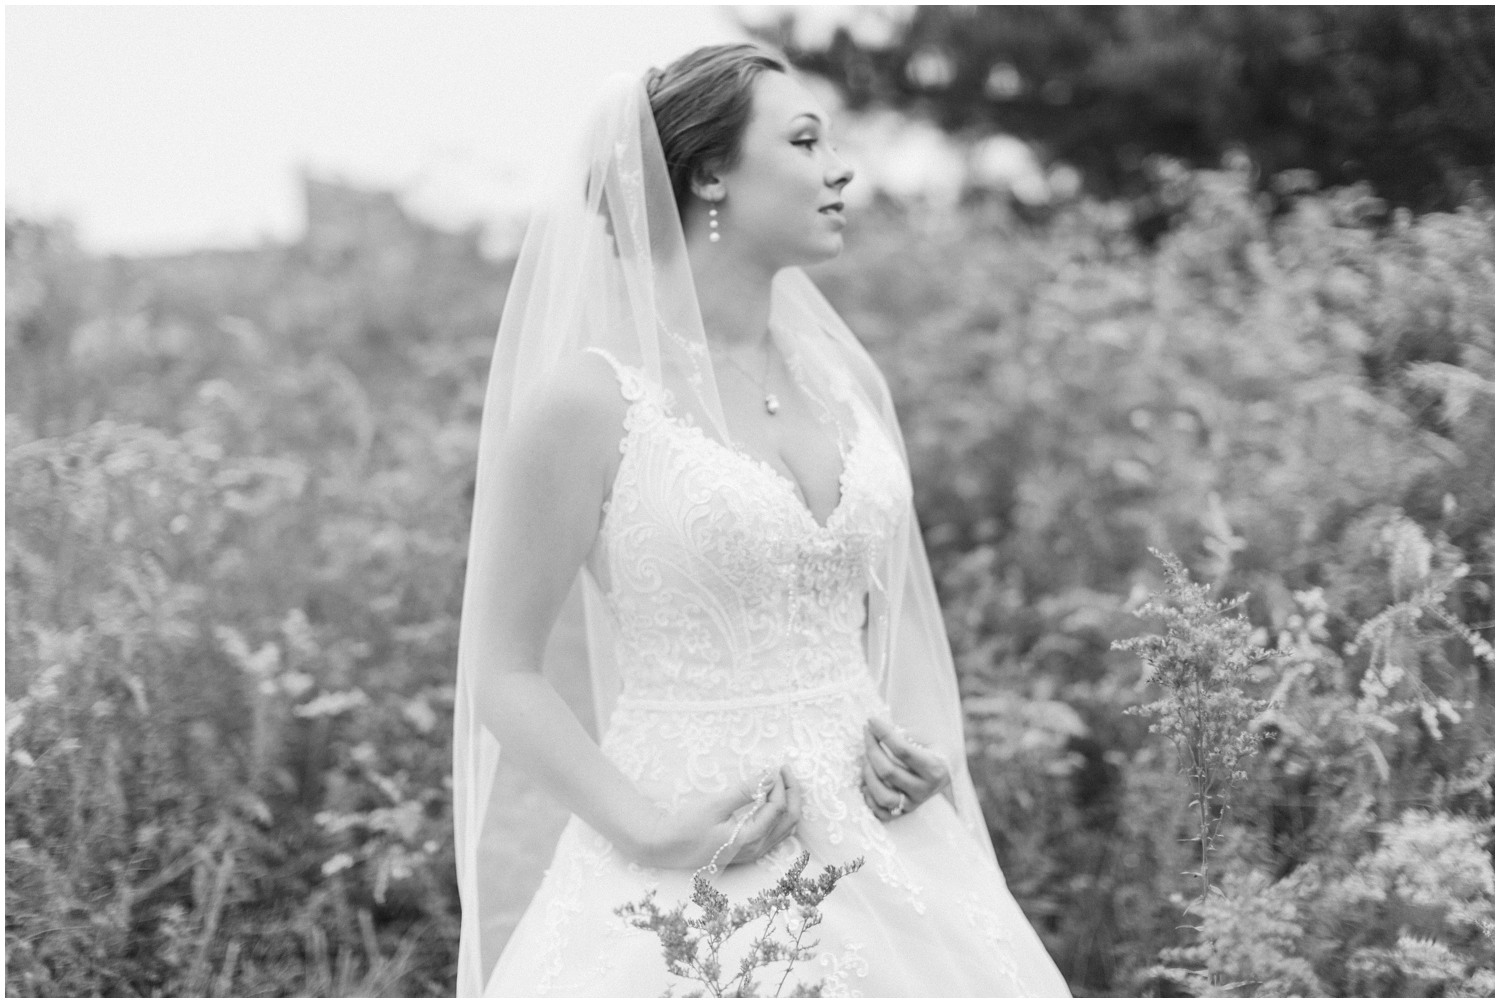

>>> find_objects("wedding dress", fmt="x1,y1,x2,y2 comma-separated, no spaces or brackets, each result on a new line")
481,344,1071,997
453,70,1071,998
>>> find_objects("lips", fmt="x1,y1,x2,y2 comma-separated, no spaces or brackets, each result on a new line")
819,201,845,216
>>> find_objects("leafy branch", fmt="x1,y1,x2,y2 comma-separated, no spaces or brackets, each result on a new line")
1113,550,1276,905
616,851,864,998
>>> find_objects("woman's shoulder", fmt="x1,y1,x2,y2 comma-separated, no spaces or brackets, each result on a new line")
511,350,632,455
558,348,635,407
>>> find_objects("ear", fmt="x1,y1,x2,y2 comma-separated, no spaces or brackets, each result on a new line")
689,165,726,205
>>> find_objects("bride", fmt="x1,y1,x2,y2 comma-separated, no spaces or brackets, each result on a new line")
452,43,1072,997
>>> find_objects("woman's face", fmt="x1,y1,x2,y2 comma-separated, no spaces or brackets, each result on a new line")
712,71,855,269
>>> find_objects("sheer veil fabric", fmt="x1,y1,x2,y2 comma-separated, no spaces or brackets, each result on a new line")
452,74,995,996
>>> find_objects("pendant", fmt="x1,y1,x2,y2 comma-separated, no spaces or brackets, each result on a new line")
764,393,780,415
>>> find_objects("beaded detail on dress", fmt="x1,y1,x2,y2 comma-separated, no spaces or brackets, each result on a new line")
584,345,930,904
481,346,1073,998
584,345,910,709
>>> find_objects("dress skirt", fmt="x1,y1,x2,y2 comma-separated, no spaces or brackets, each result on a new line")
483,674,1072,997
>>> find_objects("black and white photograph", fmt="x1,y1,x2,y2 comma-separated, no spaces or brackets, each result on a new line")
6,5,1495,997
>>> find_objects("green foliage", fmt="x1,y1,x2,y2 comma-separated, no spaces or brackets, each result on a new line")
760,6,1494,212
812,164,1492,993
1111,536,1494,996
6,159,1493,996
4,416,462,995
1151,809,1495,997
1114,551,1276,902
617,852,863,998
5,197,487,995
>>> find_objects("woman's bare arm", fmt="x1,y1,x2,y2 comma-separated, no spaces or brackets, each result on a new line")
470,354,800,867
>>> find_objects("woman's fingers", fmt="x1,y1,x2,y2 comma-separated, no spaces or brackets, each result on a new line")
780,768,802,837
866,717,929,769
861,754,904,811
725,785,777,861
864,727,924,792
867,718,951,788
758,769,801,851
731,767,792,861
757,767,788,824
717,767,776,816
861,783,892,821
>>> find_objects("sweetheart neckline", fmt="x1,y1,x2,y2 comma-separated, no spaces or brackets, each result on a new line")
643,406,857,534
588,345,865,535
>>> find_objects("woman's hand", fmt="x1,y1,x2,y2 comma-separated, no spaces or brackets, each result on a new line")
860,718,951,822
629,765,802,871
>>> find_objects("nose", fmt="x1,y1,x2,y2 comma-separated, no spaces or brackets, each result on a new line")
826,152,854,192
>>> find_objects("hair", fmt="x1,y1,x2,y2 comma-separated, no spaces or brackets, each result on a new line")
644,44,790,216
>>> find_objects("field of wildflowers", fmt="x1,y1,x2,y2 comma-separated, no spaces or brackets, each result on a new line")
6,166,1492,995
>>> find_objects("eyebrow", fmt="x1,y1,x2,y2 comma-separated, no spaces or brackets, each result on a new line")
789,112,827,127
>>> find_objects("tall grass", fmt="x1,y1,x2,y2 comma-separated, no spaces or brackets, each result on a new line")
6,168,1493,995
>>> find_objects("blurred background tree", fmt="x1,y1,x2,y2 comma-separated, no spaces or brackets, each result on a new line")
747,5,1494,215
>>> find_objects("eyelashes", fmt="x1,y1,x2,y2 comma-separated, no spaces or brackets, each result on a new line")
792,138,840,154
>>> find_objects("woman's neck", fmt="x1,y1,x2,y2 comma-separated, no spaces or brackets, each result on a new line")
688,239,776,351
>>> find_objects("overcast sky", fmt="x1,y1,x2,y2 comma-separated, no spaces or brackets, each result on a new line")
6,6,753,255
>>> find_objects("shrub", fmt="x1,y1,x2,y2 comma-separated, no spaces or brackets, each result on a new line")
5,163,1492,994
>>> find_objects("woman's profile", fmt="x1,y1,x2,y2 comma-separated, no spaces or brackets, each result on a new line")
452,43,1072,996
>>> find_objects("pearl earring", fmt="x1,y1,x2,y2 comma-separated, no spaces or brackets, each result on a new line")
708,204,721,243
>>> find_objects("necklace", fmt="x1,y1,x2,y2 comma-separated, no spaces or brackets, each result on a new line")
713,339,781,415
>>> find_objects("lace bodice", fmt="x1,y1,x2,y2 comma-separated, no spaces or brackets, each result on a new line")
484,349,1072,999
584,347,912,706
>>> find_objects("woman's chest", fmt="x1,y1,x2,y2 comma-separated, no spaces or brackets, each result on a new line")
715,384,848,530
592,398,911,602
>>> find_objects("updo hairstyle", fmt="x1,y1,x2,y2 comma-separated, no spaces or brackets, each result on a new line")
644,44,790,216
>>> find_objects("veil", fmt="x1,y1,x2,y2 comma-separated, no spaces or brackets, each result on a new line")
452,71,994,997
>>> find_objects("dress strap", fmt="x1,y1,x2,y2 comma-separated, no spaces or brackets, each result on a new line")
584,346,647,404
